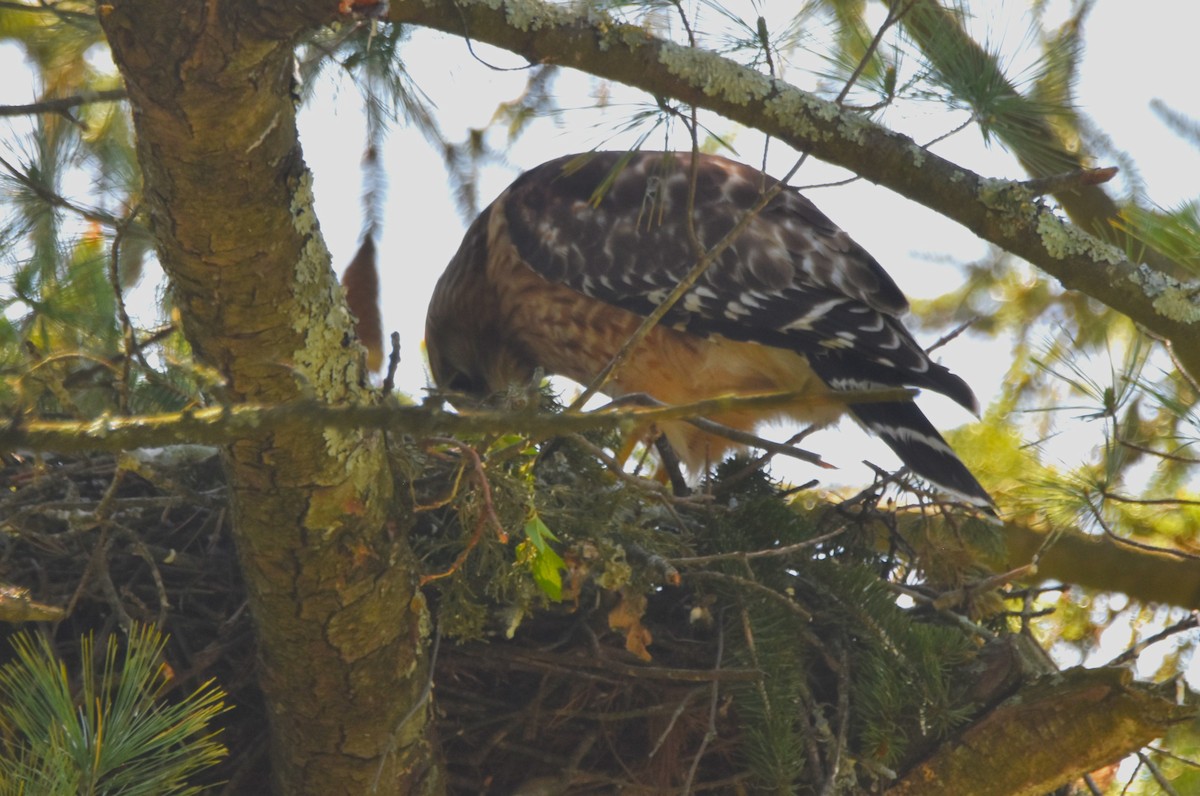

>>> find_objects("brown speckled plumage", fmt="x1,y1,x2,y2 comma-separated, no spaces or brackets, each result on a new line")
426,151,992,507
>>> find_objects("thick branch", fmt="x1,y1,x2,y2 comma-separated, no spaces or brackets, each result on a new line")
389,0,1200,382
996,520,1200,610
887,667,1194,796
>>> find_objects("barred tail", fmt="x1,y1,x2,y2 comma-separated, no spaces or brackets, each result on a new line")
849,399,994,511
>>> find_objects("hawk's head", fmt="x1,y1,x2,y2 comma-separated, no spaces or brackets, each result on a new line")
425,207,538,400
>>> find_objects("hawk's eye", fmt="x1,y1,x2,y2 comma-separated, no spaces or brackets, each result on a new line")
446,371,479,393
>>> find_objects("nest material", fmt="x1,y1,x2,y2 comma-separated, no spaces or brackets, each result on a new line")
1,444,1018,794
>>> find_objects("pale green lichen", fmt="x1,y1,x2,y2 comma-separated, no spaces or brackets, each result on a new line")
604,20,652,53
657,42,772,106
501,0,583,32
977,176,1034,213
1035,210,1123,264
1129,263,1200,323
975,177,1037,238
761,85,864,145
288,169,371,463
836,111,868,145
908,144,926,168
762,89,827,142
290,170,320,238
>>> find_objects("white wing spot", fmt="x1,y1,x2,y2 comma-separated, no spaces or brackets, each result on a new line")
858,314,885,332
828,377,888,391
781,298,846,332
870,423,958,457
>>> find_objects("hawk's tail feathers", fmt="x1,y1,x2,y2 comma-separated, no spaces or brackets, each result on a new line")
849,400,995,513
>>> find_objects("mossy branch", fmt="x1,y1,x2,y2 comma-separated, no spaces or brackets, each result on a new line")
891,513,1200,610
2,386,912,454
388,0,1200,382
995,519,1200,610
886,666,1195,796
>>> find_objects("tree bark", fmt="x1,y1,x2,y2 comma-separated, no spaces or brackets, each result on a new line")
98,2,441,792
996,520,1200,610
888,666,1193,796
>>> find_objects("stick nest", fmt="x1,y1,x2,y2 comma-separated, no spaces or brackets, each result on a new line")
1,441,1026,794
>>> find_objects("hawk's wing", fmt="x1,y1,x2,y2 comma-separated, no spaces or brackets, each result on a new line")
495,151,991,508
501,151,978,414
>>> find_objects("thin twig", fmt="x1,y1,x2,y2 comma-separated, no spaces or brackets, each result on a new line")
714,426,821,493
1106,611,1199,668
61,325,177,390
925,318,976,355
647,688,703,759
1085,497,1200,561
383,331,401,395
115,524,170,627
1118,440,1200,465
564,434,673,499
1100,489,1200,507
0,154,123,226
107,205,144,414
96,529,134,630
669,525,847,566
0,88,127,118
1136,750,1181,796
682,612,725,795
1145,744,1200,769
819,643,851,796
684,570,812,622
418,437,509,585
831,0,915,107
931,564,1039,611
886,582,995,641
1018,167,1119,196
596,392,836,468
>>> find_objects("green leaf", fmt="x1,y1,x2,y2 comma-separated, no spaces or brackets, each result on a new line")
519,511,566,601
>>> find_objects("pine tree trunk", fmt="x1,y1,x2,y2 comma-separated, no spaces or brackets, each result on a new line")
98,2,441,792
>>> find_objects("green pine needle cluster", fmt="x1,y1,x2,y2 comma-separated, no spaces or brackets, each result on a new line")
701,474,977,789
0,624,228,796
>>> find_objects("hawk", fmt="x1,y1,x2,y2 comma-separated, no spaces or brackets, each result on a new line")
426,151,993,509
